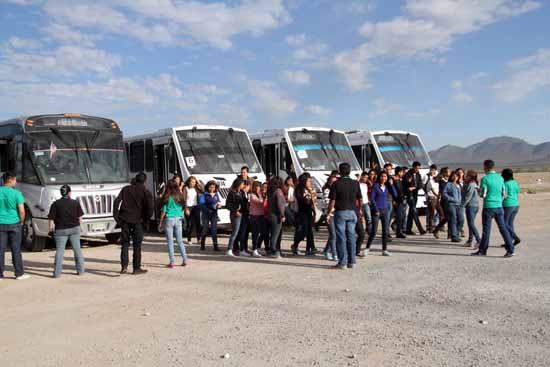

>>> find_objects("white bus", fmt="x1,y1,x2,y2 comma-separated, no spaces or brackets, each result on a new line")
124,125,265,225
0,114,129,251
250,127,362,210
347,130,433,208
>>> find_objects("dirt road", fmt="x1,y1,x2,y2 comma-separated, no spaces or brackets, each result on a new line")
1,193,549,367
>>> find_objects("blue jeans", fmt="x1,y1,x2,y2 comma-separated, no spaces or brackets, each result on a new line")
164,217,187,264
200,211,218,247
366,208,390,251
447,204,461,242
362,204,372,235
479,208,514,254
324,215,337,258
465,206,481,244
457,205,465,233
395,200,407,236
334,210,357,266
0,223,24,278
504,206,520,241
54,226,85,278
228,214,242,252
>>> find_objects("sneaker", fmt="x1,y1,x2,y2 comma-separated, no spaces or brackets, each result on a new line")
16,274,30,280
325,252,333,261
396,233,407,239
226,249,235,257
274,251,282,259
382,251,392,257
167,263,175,269
433,230,440,239
363,249,370,257
504,252,515,258
470,251,486,257
120,267,128,274
291,246,299,255
463,241,472,247
333,255,339,262
357,250,365,258
252,249,262,258
347,263,356,269
181,261,188,267
133,268,148,275
514,238,521,246
331,264,346,270
239,251,251,257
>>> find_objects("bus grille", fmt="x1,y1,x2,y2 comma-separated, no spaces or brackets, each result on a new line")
77,194,116,216
218,187,229,199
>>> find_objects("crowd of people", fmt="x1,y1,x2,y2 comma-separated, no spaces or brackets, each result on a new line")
0,158,522,279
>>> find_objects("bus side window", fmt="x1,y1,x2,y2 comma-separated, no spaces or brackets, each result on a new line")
280,142,292,173
352,145,363,171
124,143,130,166
130,141,145,172
0,141,7,173
252,139,263,166
263,144,277,177
367,144,380,171
145,139,154,172
22,143,39,184
168,142,177,175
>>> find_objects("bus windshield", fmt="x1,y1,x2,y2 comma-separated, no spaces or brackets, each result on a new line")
288,130,360,172
373,133,431,167
27,129,128,185
177,129,262,174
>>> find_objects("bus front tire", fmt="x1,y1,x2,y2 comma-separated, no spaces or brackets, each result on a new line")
21,215,47,252
105,233,121,244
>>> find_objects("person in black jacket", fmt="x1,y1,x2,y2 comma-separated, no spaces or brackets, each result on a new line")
225,178,245,257
113,172,154,275
392,167,408,239
404,162,426,235
236,179,252,256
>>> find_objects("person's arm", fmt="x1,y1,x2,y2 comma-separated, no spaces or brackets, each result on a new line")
326,199,336,223
47,202,56,231
77,201,84,225
479,177,488,198
370,186,379,214
158,209,166,231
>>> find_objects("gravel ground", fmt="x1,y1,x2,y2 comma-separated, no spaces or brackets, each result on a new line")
1,193,549,367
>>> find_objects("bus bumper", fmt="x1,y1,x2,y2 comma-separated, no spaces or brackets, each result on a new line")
32,217,120,238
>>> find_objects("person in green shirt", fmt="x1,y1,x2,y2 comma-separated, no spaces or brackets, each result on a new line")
472,160,515,257
158,180,188,268
0,172,30,280
502,168,521,246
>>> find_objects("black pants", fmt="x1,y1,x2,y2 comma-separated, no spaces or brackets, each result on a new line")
186,206,202,242
355,218,366,254
0,224,24,278
250,215,267,251
293,211,315,252
406,195,425,233
120,222,144,269
236,213,251,252
367,208,390,251
434,201,449,233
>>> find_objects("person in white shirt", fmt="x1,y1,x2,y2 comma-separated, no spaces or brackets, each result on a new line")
359,172,372,235
425,164,439,232
182,176,202,245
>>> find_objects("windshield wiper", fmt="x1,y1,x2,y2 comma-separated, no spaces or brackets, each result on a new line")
327,132,343,161
228,130,247,170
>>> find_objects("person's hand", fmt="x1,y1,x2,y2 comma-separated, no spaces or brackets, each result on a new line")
236,211,241,217
184,208,190,216
326,215,331,224
281,216,286,223
375,211,380,217
158,223,163,233
216,203,221,209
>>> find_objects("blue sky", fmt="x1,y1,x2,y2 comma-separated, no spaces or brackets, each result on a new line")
0,0,549,150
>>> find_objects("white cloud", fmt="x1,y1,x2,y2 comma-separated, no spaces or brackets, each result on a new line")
0,44,121,81
369,98,402,118
451,80,463,89
242,77,297,117
280,70,311,85
335,0,542,91
454,92,473,104
293,42,328,61
145,74,183,98
285,33,307,46
407,108,440,119
6,37,41,50
43,23,100,47
493,48,550,102
305,104,331,116
41,0,291,49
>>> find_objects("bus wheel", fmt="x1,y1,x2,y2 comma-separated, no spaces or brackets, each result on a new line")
105,233,121,244
21,214,47,252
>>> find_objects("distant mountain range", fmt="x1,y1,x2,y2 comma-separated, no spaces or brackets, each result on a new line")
429,136,550,165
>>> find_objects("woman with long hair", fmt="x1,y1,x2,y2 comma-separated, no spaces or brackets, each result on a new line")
291,174,317,256
249,181,267,257
172,174,185,192
199,181,221,251
183,176,202,245
283,176,296,226
462,170,481,247
365,172,396,256
267,177,286,258
502,168,521,246
442,171,462,243
158,180,188,268
225,178,245,257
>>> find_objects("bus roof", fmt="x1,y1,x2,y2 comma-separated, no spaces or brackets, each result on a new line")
251,126,347,139
0,114,119,131
124,124,250,141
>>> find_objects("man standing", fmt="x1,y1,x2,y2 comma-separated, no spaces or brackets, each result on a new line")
114,172,154,274
48,185,85,278
424,164,439,232
0,172,29,280
392,167,407,239
404,162,426,235
327,163,363,269
472,160,515,257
